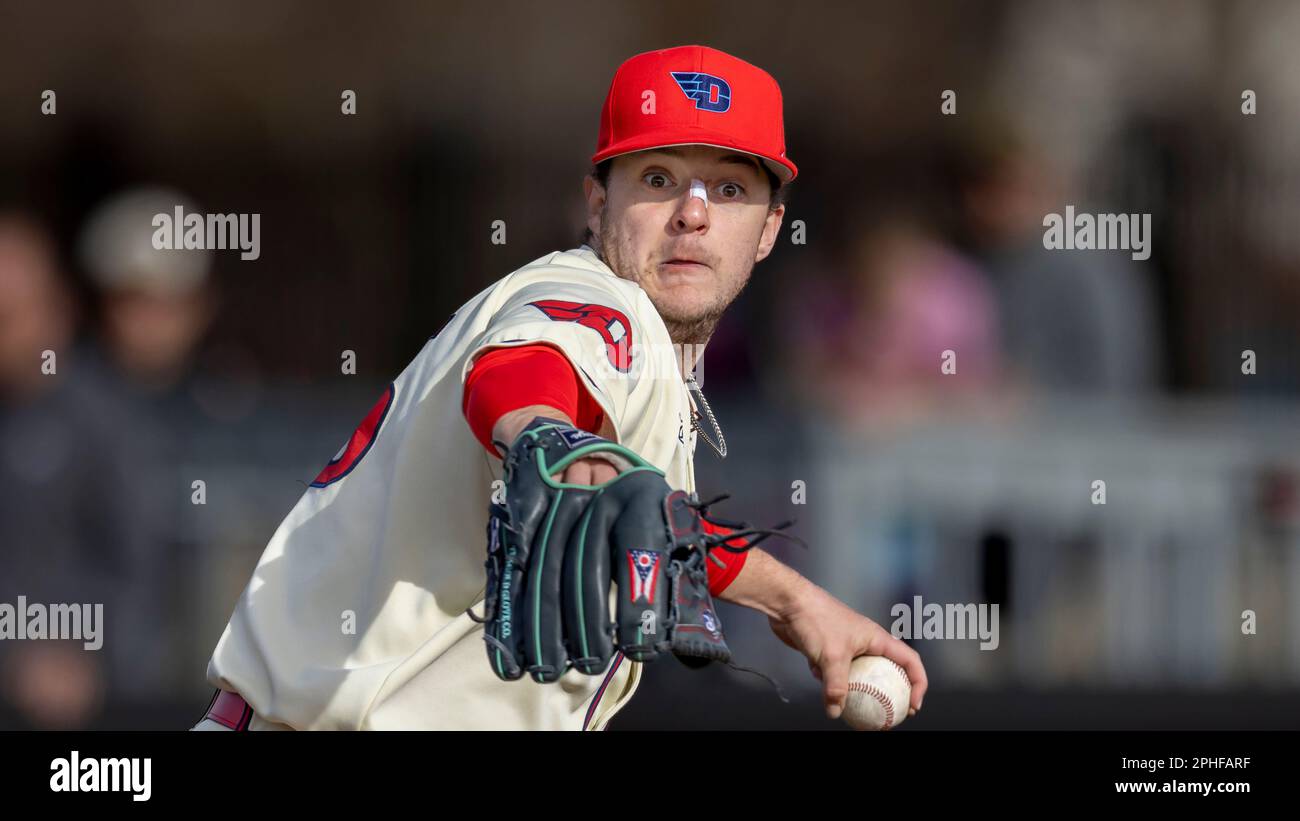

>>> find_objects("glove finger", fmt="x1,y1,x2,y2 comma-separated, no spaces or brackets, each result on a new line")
521,488,590,683
607,473,673,661
484,506,526,681
563,489,616,675
664,551,732,664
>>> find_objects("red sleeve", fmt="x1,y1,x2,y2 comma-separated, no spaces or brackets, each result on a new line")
462,344,606,457
700,519,750,597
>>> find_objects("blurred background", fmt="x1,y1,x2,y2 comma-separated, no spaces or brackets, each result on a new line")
2,0,1299,729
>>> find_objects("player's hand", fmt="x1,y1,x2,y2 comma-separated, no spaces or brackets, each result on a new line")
767,585,927,720
492,404,619,485
554,456,618,485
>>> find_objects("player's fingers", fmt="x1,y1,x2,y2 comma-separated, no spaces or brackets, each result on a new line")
820,650,852,720
561,461,593,486
807,658,822,681
880,635,927,711
588,459,618,484
560,458,618,487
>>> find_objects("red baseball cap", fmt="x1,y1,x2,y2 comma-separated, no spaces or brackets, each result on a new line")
592,45,797,183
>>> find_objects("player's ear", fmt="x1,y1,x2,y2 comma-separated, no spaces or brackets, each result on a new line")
754,204,785,264
584,174,606,239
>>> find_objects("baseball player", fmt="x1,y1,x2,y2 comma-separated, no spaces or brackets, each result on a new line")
194,44,928,731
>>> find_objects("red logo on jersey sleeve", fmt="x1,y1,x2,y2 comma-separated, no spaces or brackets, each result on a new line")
528,300,633,373
310,383,395,488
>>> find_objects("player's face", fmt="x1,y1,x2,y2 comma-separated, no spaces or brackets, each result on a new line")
585,146,785,344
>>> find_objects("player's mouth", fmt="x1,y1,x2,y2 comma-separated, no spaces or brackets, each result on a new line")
659,257,711,274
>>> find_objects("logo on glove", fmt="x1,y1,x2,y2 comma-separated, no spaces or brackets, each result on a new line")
558,428,601,449
627,549,661,603
701,607,720,638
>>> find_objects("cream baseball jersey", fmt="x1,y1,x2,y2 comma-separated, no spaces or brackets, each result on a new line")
204,245,701,730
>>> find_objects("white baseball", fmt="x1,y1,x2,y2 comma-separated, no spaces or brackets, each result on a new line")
841,656,911,731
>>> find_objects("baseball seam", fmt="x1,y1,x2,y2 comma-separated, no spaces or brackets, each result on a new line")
847,661,908,731
847,681,894,730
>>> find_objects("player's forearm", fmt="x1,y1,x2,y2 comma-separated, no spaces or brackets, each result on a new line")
714,548,817,620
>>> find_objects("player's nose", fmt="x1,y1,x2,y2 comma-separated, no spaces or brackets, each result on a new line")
671,192,709,234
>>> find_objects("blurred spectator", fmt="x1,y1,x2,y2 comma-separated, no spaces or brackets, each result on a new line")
774,216,1008,633
74,187,238,709
0,213,150,727
78,187,218,395
957,129,1164,396
787,217,1006,436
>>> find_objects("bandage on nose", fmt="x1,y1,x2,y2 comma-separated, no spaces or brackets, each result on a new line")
689,179,709,206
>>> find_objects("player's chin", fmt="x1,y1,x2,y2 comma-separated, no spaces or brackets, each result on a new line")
650,285,717,321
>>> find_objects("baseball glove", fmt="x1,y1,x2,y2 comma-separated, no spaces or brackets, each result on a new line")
469,417,786,683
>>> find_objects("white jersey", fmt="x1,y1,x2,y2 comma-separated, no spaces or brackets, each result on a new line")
205,245,701,730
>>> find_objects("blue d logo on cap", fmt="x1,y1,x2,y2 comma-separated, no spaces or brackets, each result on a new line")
670,72,731,113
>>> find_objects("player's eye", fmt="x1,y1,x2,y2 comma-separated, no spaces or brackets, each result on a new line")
642,172,673,189
716,182,745,199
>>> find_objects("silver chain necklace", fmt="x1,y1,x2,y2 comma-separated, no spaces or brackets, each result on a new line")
685,373,727,459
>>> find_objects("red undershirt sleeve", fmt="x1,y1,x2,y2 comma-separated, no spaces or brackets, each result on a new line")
462,343,607,457
699,519,751,597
